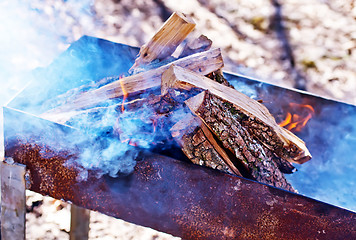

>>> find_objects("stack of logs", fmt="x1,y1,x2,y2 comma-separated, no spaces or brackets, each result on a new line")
42,12,311,192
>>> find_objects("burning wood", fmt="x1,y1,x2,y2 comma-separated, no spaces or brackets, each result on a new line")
41,47,223,123
41,11,311,192
162,65,311,164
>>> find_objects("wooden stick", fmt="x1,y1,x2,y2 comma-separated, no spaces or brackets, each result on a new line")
1,160,26,240
70,205,90,240
41,48,223,122
162,65,311,164
130,12,196,71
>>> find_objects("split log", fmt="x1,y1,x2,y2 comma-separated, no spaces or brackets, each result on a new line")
41,48,223,123
171,114,242,176
185,91,295,192
130,34,212,76
162,65,311,164
130,12,195,72
53,95,162,125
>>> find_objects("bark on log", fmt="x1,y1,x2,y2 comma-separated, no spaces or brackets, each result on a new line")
162,65,311,164
205,69,234,88
41,48,223,123
185,91,295,192
171,114,242,176
130,12,195,72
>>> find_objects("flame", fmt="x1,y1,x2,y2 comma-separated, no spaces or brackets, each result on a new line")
151,114,159,133
119,76,128,112
121,138,138,147
279,103,315,132
115,83,160,147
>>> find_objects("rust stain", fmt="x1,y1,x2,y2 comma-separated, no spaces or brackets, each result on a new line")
5,137,356,240
10,142,79,200
135,161,162,182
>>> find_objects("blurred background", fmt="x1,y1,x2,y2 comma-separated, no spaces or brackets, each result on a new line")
0,0,355,239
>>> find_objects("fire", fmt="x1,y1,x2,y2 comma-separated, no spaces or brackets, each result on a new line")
151,115,158,133
119,76,128,112
121,138,138,147
116,78,159,147
278,103,315,132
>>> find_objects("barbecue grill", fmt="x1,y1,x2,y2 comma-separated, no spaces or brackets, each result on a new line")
3,36,356,239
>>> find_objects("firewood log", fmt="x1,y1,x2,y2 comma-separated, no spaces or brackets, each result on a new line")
162,65,311,164
163,65,296,173
62,97,159,126
130,12,196,73
41,48,223,123
163,66,295,190
171,114,242,176
130,34,213,75
184,91,295,192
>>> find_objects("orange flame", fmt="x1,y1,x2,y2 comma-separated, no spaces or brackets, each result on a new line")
278,103,315,132
121,138,138,147
119,76,128,112
151,115,159,133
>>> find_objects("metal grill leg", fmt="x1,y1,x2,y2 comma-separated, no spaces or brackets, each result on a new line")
70,204,90,240
1,160,26,240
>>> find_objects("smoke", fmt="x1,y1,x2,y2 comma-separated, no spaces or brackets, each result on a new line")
0,0,144,179
0,0,96,105
0,0,186,181
4,1,355,214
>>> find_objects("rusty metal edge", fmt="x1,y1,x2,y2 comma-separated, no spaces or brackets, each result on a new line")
3,106,356,240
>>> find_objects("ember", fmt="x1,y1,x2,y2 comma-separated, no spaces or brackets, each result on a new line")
279,102,315,132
